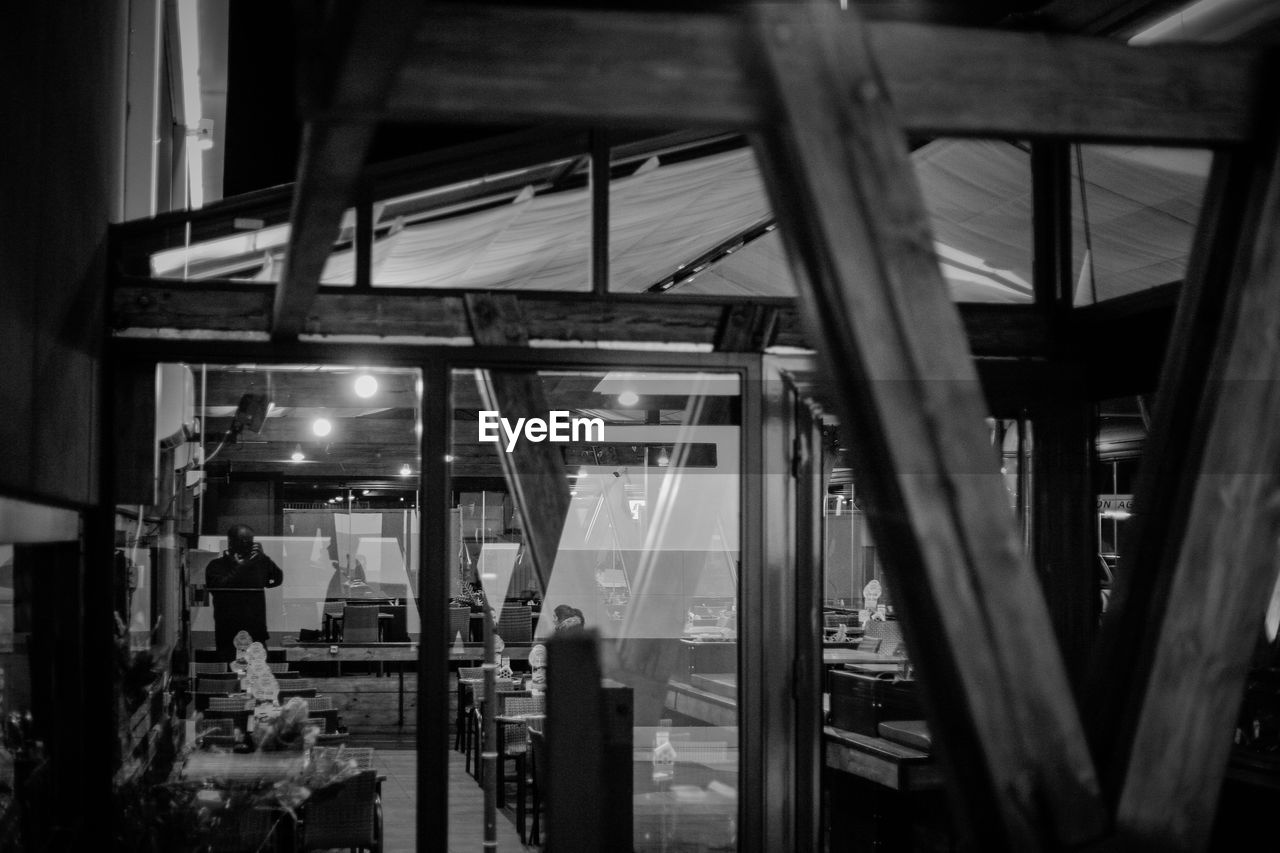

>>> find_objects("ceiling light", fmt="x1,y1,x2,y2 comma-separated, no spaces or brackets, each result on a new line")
400,464,411,477
618,391,639,406
291,444,304,462
656,447,670,467
362,489,372,496
444,454,454,463
354,374,378,398
312,418,332,437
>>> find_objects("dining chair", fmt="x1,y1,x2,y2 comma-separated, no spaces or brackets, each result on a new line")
295,769,381,852
449,607,471,644
307,695,335,712
456,667,484,754
496,605,533,643
192,662,229,674
208,697,253,712
496,694,543,821
204,805,280,853
343,603,382,642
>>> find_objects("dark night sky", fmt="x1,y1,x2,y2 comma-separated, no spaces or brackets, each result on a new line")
222,2,522,197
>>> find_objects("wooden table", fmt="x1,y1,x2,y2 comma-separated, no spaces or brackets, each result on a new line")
823,725,942,792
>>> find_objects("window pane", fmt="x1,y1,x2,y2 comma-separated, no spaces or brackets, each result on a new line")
1072,146,1211,304
450,368,740,851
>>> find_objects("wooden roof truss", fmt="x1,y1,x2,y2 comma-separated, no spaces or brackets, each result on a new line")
119,3,1280,850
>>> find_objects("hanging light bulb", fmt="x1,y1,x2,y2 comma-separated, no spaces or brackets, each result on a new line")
354,374,378,398
400,464,411,477
291,444,305,462
656,446,670,467
312,417,332,437
618,390,639,406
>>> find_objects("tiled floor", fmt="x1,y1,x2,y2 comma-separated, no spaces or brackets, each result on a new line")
372,746,530,853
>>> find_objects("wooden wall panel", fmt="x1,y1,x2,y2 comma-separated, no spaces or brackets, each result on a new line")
0,3,122,507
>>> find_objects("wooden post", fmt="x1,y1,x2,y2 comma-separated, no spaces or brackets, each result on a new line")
1107,117,1280,849
748,5,1106,848
1083,144,1277,787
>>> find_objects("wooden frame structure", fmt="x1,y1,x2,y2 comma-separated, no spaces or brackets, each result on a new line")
108,3,1280,851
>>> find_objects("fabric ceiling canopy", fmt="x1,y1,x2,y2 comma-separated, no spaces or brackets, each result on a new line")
166,138,1209,306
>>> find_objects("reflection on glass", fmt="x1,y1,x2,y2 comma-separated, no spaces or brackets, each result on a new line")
450,369,740,850
117,363,422,850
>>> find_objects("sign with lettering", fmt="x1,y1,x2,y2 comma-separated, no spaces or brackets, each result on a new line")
1097,494,1134,514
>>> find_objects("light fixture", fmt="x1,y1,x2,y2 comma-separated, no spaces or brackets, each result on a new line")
312,417,332,437
656,447,670,467
354,374,378,398
444,454,454,463
400,464,411,476
362,489,372,496
291,444,304,462
618,391,639,406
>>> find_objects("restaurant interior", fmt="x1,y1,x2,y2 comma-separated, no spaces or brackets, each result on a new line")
5,1,1280,851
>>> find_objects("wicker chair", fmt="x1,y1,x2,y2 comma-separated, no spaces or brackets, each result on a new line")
265,661,294,674
194,719,236,750
192,661,229,674
449,607,471,643
470,689,531,787
313,745,375,772
296,769,381,852
204,805,280,853
343,603,382,644
455,667,484,754
307,695,335,712
202,709,251,731
497,694,543,832
207,697,252,712
496,605,533,643
195,675,239,693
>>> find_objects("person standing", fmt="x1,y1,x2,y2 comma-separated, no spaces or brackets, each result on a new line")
205,524,284,659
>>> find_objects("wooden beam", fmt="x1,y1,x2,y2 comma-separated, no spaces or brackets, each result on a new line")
715,304,778,352
1029,397,1097,687
748,5,1105,848
1083,153,1264,783
367,4,1263,144
1101,125,1280,849
113,279,1052,356
272,2,426,341
464,294,572,593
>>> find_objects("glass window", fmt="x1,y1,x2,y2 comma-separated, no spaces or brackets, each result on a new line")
449,368,741,850
1071,146,1211,304
112,363,422,850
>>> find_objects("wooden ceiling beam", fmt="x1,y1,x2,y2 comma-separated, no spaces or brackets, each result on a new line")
362,4,1263,145
749,5,1105,847
271,1,427,342
1091,124,1280,849
114,280,1052,357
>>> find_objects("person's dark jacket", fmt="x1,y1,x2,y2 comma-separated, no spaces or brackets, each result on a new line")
206,549,283,655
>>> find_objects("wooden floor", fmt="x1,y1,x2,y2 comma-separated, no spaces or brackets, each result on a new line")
373,746,530,853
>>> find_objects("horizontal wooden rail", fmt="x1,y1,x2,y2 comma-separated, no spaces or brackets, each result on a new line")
113,278,1055,357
